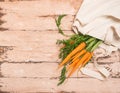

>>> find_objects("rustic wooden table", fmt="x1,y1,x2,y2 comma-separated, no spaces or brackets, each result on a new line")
0,0,120,93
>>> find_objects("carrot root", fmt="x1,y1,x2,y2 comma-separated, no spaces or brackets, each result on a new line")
67,58,80,71
72,49,86,62
82,52,93,67
67,52,91,77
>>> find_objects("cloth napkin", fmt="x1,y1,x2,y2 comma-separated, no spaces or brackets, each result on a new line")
72,0,120,80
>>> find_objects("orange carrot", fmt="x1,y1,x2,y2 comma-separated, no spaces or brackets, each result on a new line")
72,49,86,62
58,42,86,69
82,52,93,67
67,58,80,71
67,52,91,77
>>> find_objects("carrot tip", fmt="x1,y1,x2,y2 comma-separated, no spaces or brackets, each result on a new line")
67,72,73,78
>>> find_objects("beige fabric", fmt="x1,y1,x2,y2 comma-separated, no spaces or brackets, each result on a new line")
73,0,120,80
73,0,120,53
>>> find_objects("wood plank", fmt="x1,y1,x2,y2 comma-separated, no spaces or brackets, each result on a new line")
0,62,120,78
1,46,60,62
1,13,74,31
0,62,87,78
0,78,120,93
0,62,59,78
0,0,82,16
0,31,73,46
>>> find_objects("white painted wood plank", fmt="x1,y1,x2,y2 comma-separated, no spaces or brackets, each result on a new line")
1,46,60,62
0,78,120,93
0,31,73,46
0,62,87,78
1,13,73,31
1,63,59,78
1,62,120,78
0,31,74,62
0,0,82,16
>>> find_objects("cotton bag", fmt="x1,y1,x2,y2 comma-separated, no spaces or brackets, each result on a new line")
72,0,120,80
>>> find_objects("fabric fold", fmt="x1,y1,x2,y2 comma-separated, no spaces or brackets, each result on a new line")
73,0,120,53
72,0,120,80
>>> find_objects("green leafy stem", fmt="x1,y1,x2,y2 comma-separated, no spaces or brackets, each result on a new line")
55,14,66,35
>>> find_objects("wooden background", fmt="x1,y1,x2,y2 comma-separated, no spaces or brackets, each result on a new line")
0,0,120,93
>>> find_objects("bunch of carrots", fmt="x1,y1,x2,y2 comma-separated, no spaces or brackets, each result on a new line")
57,34,102,85
55,15,102,85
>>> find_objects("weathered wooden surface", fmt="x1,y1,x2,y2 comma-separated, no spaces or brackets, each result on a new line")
0,0,120,93
1,78,120,93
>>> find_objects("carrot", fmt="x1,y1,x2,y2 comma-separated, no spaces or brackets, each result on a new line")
58,42,86,69
72,49,86,62
67,58,80,71
67,52,91,77
82,52,93,67
67,50,87,71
